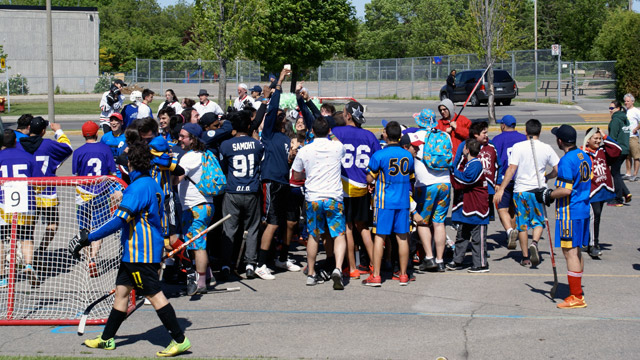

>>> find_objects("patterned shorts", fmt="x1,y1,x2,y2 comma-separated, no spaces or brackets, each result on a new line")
514,192,545,232
182,203,214,250
306,199,345,239
414,183,451,224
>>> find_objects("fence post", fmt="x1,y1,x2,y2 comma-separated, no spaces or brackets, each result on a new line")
411,58,414,99
135,58,138,84
467,54,470,70
572,61,577,103
447,56,450,74
365,61,368,98
557,52,561,104
148,60,151,89
346,61,349,97
378,60,381,98
395,58,398,98
428,58,432,98
534,50,538,101
160,59,164,95
318,66,322,97
511,53,516,77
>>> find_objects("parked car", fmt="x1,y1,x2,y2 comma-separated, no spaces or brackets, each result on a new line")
440,69,517,106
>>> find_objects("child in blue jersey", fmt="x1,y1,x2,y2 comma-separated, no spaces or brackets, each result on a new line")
71,138,191,357
100,113,126,178
219,110,264,279
448,138,491,273
364,121,414,287
73,121,119,278
0,130,44,288
19,116,73,270
536,125,592,309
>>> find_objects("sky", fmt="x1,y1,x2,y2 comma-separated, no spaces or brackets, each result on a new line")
157,0,371,18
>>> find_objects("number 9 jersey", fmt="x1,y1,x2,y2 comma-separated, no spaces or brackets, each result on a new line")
366,144,414,209
555,148,592,220
331,126,381,197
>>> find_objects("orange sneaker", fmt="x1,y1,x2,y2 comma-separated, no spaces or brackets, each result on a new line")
357,264,372,275
398,274,409,286
348,269,360,279
361,274,381,287
88,262,98,278
557,295,587,309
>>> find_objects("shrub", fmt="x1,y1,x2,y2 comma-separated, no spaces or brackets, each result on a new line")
93,74,113,93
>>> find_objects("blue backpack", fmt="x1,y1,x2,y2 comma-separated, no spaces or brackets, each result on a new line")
422,128,453,171
187,150,227,197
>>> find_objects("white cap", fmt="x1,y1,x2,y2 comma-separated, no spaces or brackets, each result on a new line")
239,83,248,90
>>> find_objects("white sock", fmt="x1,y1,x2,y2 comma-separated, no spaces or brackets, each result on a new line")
435,258,443,264
424,256,434,261
507,228,513,235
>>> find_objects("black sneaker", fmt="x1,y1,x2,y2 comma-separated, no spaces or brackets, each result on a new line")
467,266,490,273
529,242,540,266
186,272,198,296
588,246,602,258
419,258,437,271
445,261,463,271
436,262,446,272
318,269,331,282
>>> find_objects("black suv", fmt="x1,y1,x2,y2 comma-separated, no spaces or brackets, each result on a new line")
440,69,517,106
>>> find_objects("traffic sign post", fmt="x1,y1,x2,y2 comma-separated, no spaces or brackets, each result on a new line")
552,45,561,104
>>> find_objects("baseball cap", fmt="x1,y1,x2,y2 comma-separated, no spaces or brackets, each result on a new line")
182,123,202,138
109,113,123,122
551,124,577,143
29,116,49,134
82,121,100,137
199,112,219,127
400,134,411,147
496,115,516,127
408,132,425,146
345,101,366,124
113,79,127,87
414,108,436,128
238,83,248,91
249,85,262,93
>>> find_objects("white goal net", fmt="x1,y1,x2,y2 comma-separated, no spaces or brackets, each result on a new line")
0,176,128,325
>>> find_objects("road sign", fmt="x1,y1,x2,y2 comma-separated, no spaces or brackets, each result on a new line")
551,44,561,56
0,58,5,69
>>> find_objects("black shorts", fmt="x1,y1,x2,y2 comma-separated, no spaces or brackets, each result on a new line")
261,181,290,225
116,262,162,296
344,194,372,223
497,182,515,210
36,205,59,225
286,186,305,222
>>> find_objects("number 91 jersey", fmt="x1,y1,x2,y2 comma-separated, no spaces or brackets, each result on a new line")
330,126,381,197
219,136,264,194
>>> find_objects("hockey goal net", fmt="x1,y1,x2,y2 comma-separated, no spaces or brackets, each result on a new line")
0,175,136,325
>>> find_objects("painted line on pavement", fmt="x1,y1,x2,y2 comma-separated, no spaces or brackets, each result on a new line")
441,272,640,278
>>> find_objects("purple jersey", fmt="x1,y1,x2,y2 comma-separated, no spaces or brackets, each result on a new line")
73,142,117,199
491,130,527,183
331,125,381,197
0,147,44,211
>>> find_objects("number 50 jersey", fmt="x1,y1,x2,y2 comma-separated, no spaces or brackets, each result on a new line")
331,125,381,197
219,135,264,194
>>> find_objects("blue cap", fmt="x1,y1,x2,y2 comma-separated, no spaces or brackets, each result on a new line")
249,85,262,93
497,115,516,127
182,123,202,138
551,124,577,143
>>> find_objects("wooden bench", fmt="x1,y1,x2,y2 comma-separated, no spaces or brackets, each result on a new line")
577,80,590,95
540,80,571,96
574,69,586,76
593,70,611,78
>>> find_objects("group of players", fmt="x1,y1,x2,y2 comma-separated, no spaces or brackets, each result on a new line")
1,66,622,355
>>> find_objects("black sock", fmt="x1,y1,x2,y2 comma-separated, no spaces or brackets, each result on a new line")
156,303,185,343
102,308,127,340
258,249,268,267
278,244,289,262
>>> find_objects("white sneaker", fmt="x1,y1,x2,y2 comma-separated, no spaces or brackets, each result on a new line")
275,258,301,272
255,264,275,280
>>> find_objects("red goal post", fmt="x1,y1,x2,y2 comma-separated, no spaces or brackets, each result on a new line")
0,175,136,326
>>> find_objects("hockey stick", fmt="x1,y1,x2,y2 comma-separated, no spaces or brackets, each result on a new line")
162,214,232,262
77,289,115,335
529,137,559,298
452,62,494,123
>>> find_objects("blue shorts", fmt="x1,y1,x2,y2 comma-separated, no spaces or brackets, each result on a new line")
497,182,515,210
182,203,214,250
414,183,450,224
373,208,410,235
306,199,345,239
555,218,589,249
514,192,545,232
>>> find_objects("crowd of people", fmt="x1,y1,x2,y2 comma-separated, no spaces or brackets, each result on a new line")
1,64,639,354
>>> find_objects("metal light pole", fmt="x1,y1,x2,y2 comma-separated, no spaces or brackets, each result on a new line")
46,0,55,122
534,0,538,101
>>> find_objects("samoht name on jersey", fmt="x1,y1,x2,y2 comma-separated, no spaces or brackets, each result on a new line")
232,141,256,152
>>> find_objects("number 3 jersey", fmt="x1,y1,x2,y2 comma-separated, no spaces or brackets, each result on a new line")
72,142,117,203
219,136,264,194
330,125,381,197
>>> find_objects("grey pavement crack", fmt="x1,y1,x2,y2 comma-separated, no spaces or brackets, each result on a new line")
461,303,485,360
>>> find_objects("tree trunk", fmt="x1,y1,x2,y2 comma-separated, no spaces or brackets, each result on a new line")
218,58,227,111
487,62,496,124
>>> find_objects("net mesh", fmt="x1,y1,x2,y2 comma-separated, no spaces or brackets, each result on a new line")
0,176,126,323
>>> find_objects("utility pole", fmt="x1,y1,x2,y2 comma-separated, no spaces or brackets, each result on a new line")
46,0,55,122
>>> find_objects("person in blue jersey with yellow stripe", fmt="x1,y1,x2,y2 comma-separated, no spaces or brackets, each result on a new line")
70,134,190,357
536,125,592,309
364,121,414,287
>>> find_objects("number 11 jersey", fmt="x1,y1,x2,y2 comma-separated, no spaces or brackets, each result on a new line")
219,135,264,194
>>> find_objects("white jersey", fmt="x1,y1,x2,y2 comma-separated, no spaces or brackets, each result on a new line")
233,95,256,111
510,139,559,192
194,99,224,116
99,91,124,124
157,101,184,117
292,137,345,202
136,103,153,119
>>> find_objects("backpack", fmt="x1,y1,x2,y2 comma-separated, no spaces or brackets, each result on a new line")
422,128,453,171
186,150,227,197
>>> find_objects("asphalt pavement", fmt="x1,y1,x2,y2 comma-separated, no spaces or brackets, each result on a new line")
1,132,640,359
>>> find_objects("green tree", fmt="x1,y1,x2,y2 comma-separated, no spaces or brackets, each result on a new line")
592,9,640,99
192,0,265,106
246,0,356,91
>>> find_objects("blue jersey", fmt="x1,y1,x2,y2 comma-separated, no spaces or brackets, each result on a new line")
492,130,527,182
113,172,165,263
0,147,44,211
73,142,117,200
331,125,381,197
100,131,126,178
149,135,178,197
367,144,414,209
555,147,592,220
121,103,138,129
219,136,264,194
260,88,290,184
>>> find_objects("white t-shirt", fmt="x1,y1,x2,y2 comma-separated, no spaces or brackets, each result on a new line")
292,138,345,202
626,107,640,138
157,101,184,117
413,129,450,186
194,100,224,116
178,151,213,208
136,103,153,119
510,139,560,192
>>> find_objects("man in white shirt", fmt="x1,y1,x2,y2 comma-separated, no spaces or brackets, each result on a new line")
177,123,214,296
292,117,347,290
136,89,155,119
495,119,559,267
626,93,640,180
194,89,223,117
233,83,255,111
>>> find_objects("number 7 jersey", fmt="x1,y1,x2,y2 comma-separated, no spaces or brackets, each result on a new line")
331,125,381,197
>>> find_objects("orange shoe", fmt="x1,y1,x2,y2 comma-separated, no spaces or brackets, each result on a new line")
361,274,381,287
557,295,587,309
357,264,372,275
348,269,360,279
88,262,98,278
398,274,409,286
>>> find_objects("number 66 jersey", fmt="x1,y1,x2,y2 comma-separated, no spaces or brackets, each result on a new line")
331,125,381,198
